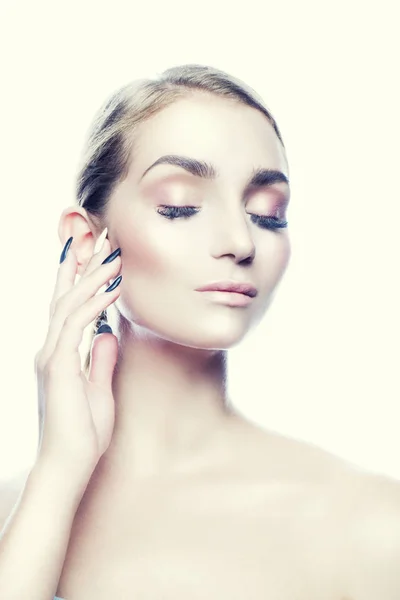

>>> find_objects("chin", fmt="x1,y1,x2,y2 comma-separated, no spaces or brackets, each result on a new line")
115,296,265,350
133,319,254,351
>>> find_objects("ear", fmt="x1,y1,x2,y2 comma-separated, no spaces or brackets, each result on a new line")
58,206,100,276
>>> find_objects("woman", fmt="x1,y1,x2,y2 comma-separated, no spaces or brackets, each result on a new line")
1,63,399,600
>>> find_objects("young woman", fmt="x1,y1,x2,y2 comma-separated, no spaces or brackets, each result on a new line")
0,63,399,600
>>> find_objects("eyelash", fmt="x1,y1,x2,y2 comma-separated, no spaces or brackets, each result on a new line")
156,206,288,230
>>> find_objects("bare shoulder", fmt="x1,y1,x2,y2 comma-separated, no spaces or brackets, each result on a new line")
303,446,400,599
236,417,399,487
338,466,400,599
229,416,376,483
245,419,400,515
240,421,400,598
0,467,32,533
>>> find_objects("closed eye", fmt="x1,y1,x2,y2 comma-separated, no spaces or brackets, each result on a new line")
156,206,199,219
156,206,288,230
250,215,288,229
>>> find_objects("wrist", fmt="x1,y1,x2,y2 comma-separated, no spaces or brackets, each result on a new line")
30,457,94,506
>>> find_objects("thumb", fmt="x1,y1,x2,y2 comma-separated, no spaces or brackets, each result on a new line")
88,327,119,388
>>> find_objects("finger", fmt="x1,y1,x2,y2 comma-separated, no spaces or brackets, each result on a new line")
48,238,78,322
49,228,110,322
41,256,121,369
93,227,109,255
47,282,122,377
88,328,119,388
79,227,111,280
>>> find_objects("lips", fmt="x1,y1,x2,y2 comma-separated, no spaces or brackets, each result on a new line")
195,281,258,298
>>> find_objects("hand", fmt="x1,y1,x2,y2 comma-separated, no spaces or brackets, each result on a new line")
34,233,122,478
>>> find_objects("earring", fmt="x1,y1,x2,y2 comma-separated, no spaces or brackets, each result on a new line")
94,308,108,332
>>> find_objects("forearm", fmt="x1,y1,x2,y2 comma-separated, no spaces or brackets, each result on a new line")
0,459,91,600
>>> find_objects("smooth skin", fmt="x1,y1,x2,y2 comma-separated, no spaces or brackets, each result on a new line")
1,93,400,599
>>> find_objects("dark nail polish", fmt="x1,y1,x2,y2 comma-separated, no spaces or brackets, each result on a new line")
105,275,122,293
59,237,73,264
101,248,121,264
96,323,113,335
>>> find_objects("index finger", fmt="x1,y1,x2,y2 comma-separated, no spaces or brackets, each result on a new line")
48,236,78,321
49,228,110,322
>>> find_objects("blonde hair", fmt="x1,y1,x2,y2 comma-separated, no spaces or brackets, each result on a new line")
76,63,286,376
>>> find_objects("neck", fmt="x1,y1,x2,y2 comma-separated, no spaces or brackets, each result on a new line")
97,316,239,481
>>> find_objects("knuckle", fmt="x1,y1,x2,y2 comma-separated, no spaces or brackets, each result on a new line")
43,355,61,377
64,312,79,329
49,300,62,321
54,295,67,313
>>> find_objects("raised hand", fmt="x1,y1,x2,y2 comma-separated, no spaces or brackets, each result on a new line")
34,232,122,479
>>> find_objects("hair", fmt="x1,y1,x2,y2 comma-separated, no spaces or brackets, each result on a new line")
76,63,286,376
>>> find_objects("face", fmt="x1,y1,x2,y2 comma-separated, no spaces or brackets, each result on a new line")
107,93,291,349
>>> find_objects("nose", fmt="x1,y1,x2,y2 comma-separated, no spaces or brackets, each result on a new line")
210,208,256,264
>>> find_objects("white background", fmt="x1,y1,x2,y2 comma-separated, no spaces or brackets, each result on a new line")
0,0,398,482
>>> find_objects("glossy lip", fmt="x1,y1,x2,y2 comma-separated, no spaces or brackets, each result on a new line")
196,290,254,307
195,281,258,298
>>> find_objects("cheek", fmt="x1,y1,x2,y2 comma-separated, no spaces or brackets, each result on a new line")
258,233,291,285
275,235,291,273
118,218,171,276
115,214,193,301
113,221,172,327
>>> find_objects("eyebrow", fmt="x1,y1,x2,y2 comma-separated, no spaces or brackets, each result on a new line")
140,154,290,194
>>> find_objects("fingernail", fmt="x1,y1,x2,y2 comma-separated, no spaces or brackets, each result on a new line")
59,237,73,264
96,323,113,335
101,248,121,264
105,275,122,292
94,227,108,254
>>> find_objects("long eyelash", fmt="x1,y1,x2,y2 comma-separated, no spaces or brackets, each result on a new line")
157,206,199,219
250,215,288,229
157,206,288,230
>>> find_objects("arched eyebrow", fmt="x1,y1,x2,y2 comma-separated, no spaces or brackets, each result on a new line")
140,154,290,194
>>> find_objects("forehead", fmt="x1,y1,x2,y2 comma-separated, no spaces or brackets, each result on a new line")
130,93,288,179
